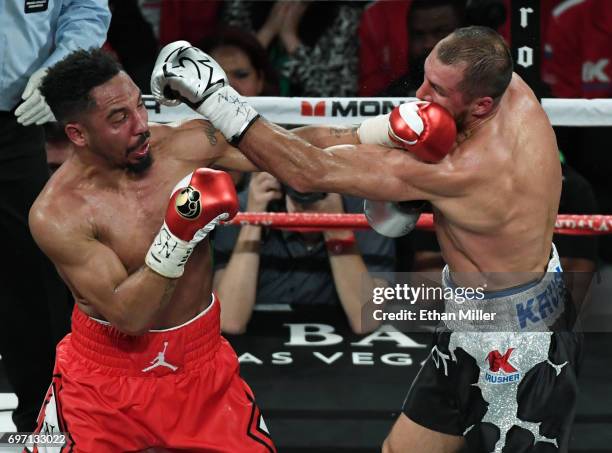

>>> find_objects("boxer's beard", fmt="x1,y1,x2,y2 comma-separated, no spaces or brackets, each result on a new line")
454,109,469,133
126,131,153,174
127,151,153,174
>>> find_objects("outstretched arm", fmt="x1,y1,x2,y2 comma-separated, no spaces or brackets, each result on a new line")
239,120,469,202
156,119,363,173
290,124,361,148
150,42,466,202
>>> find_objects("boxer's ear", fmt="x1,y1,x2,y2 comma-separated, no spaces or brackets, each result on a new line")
65,122,86,147
471,96,494,117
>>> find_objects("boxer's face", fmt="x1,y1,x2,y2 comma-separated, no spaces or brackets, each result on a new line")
415,51,469,129
73,72,151,171
211,45,264,97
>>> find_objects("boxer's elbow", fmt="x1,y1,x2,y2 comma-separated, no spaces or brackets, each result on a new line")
349,321,367,335
109,306,152,336
114,318,150,336
289,175,316,193
221,320,248,335
286,160,328,193
349,323,369,336
119,323,150,337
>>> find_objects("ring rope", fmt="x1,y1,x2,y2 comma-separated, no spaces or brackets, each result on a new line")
226,213,612,235
144,95,612,127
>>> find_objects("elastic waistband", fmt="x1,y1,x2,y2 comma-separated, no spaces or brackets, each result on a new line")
69,295,221,376
442,244,567,332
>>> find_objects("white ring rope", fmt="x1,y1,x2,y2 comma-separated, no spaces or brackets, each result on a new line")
143,96,612,127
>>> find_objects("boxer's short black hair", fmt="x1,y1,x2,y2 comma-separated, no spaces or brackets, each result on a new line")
437,26,513,102
41,48,123,124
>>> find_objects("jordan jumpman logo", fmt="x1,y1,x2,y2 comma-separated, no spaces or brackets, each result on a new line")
142,341,178,372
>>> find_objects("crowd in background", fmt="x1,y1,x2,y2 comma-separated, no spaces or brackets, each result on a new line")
39,0,609,334
106,0,608,297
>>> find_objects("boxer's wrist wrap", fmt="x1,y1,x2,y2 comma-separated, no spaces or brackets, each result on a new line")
196,86,260,146
357,113,395,147
145,222,194,279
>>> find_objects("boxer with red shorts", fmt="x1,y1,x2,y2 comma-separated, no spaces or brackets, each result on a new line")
29,296,273,453
26,49,275,452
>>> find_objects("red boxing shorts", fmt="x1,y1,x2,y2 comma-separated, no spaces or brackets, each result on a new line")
26,294,276,453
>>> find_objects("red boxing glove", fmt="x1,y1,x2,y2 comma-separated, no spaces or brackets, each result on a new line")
146,168,238,278
165,168,238,241
388,101,457,162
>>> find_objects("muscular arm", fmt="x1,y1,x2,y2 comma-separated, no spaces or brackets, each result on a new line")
239,120,470,202
30,205,176,336
153,119,259,172
156,120,363,175
290,124,361,148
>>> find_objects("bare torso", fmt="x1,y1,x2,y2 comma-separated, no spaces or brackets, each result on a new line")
38,121,225,328
432,75,561,287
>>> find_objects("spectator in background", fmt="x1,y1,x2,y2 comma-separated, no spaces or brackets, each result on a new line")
213,173,395,335
138,0,162,41
158,0,221,46
542,0,612,262
223,1,364,97
359,0,510,96
358,0,411,97
199,27,393,334
200,27,280,98
44,123,73,174
556,161,600,312
200,26,279,188
106,0,158,92
378,0,466,97
0,0,110,431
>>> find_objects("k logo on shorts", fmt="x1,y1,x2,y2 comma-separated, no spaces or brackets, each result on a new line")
484,348,521,384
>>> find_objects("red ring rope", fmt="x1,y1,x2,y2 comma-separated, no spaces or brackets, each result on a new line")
225,213,612,235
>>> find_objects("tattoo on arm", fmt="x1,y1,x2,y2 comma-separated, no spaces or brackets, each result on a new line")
329,126,358,139
204,123,218,146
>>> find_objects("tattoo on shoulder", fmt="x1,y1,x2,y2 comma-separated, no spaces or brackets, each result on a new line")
204,123,218,145
330,126,358,138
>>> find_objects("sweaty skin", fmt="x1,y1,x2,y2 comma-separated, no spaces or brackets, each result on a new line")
31,119,254,330
28,72,350,334
428,75,560,287
28,72,259,333
236,74,560,290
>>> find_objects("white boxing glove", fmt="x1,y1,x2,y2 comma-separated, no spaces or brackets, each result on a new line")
364,200,424,238
15,68,56,126
150,41,259,145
